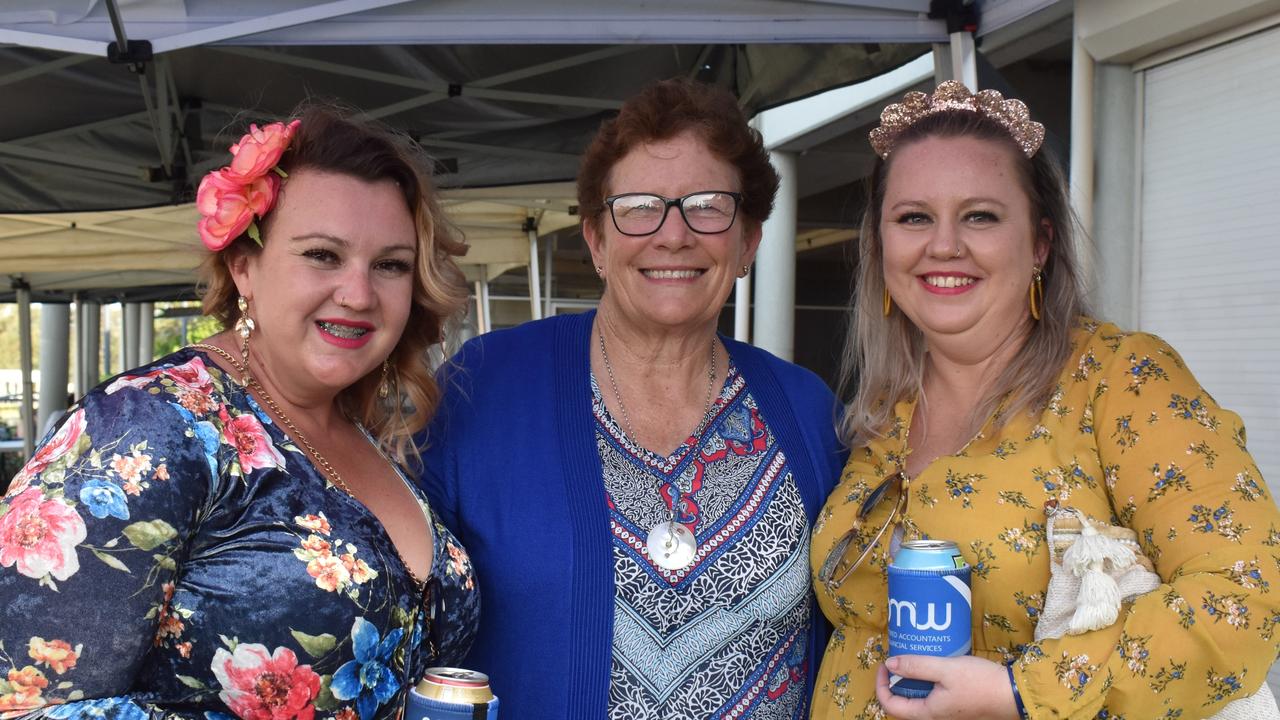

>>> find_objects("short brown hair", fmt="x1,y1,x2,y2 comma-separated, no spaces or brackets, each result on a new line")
200,102,468,465
577,78,779,236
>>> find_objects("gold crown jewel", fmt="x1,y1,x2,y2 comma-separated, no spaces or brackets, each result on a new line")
868,80,1046,159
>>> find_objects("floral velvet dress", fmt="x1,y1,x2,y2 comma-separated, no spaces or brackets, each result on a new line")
0,348,479,720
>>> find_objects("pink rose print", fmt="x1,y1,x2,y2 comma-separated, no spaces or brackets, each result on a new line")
211,643,321,720
220,410,286,474
166,357,215,393
177,387,219,416
107,357,215,396
8,408,86,495
0,488,88,581
105,369,165,395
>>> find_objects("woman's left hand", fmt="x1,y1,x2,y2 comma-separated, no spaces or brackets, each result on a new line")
875,655,1020,720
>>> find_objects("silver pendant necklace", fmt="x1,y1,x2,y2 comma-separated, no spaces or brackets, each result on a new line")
598,318,717,571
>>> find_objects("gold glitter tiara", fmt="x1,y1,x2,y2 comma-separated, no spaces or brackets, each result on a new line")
869,80,1045,159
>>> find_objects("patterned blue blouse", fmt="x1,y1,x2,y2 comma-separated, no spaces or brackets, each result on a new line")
0,348,479,720
595,363,812,719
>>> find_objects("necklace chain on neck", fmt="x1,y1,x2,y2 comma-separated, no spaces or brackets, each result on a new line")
191,343,352,497
596,320,718,452
190,342,427,589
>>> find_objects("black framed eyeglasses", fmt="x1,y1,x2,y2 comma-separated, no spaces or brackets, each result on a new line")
604,191,742,236
816,470,909,591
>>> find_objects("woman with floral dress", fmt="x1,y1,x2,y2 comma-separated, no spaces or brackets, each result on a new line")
0,105,478,719
809,82,1280,719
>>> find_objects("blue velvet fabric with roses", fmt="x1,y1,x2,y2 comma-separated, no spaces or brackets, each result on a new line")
0,348,478,719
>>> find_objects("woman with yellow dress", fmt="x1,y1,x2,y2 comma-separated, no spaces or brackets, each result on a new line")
809,81,1280,719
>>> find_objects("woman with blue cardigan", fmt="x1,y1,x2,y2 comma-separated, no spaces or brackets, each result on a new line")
419,78,845,719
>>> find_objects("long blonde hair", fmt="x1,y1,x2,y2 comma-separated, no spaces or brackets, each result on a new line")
838,110,1091,448
200,103,469,468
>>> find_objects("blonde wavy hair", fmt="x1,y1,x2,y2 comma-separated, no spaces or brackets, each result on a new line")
838,110,1092,448
200,103,469,467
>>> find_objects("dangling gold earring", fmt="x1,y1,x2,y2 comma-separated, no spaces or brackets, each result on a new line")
234,296,255,385
378,360,392,399
883,288,893,317
1029,265,1044,321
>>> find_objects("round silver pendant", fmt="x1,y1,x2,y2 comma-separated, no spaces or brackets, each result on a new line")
646,521,697,570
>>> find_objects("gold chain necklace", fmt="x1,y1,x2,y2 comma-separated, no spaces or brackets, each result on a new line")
190,342,426,589
191,343,352,496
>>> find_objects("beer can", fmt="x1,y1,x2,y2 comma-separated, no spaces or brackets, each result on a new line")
886,539,972,698
404,667,500,720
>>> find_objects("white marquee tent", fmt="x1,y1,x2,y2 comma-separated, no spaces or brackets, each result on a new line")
1,0,1061,455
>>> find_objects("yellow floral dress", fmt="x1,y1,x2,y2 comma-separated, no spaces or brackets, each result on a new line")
810,318,1280,719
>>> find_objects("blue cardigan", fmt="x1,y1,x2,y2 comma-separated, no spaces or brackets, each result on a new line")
419,311,845,718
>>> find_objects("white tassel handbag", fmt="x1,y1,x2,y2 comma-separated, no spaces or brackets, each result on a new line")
1037,504,1279,719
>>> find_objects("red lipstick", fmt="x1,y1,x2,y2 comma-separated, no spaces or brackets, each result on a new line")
315,318,375,349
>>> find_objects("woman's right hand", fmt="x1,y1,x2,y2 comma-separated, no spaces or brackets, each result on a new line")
874,655,1021,720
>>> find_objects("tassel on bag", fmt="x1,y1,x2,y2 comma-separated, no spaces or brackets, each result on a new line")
1038,504,1280,717
1061,516,1136,634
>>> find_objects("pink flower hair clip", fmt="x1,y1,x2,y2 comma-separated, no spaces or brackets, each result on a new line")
196,119,301,251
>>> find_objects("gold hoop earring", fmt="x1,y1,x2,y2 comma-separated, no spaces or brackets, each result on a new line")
378,360,392,399
1029,265,1044,321
234,296,255,385
883,288,893,317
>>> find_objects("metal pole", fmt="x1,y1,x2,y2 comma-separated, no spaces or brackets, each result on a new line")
950,30,978,90
527,220,543,321
138,302,155,363
83,301,101,389
37,303,70,432
102,315,112,378
752,151,797,360
543,233,554,319
931,43,953,86
1070,29,1097,294
123,302,140,370
472,282,484,335
479,267,492,334
104,0,131,51
16,283,36,457
734,271,752,342
74,296,85,398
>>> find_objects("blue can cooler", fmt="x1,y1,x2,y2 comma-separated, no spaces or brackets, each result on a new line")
887,539,972,698
403,667,499,720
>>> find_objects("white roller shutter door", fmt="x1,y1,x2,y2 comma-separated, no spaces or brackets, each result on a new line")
1139,25,1280,495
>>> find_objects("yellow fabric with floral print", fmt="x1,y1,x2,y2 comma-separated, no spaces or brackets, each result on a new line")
810,318,1280,719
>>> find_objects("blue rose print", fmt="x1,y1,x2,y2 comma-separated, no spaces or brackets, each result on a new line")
331,617,404,720
79,479,130,519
